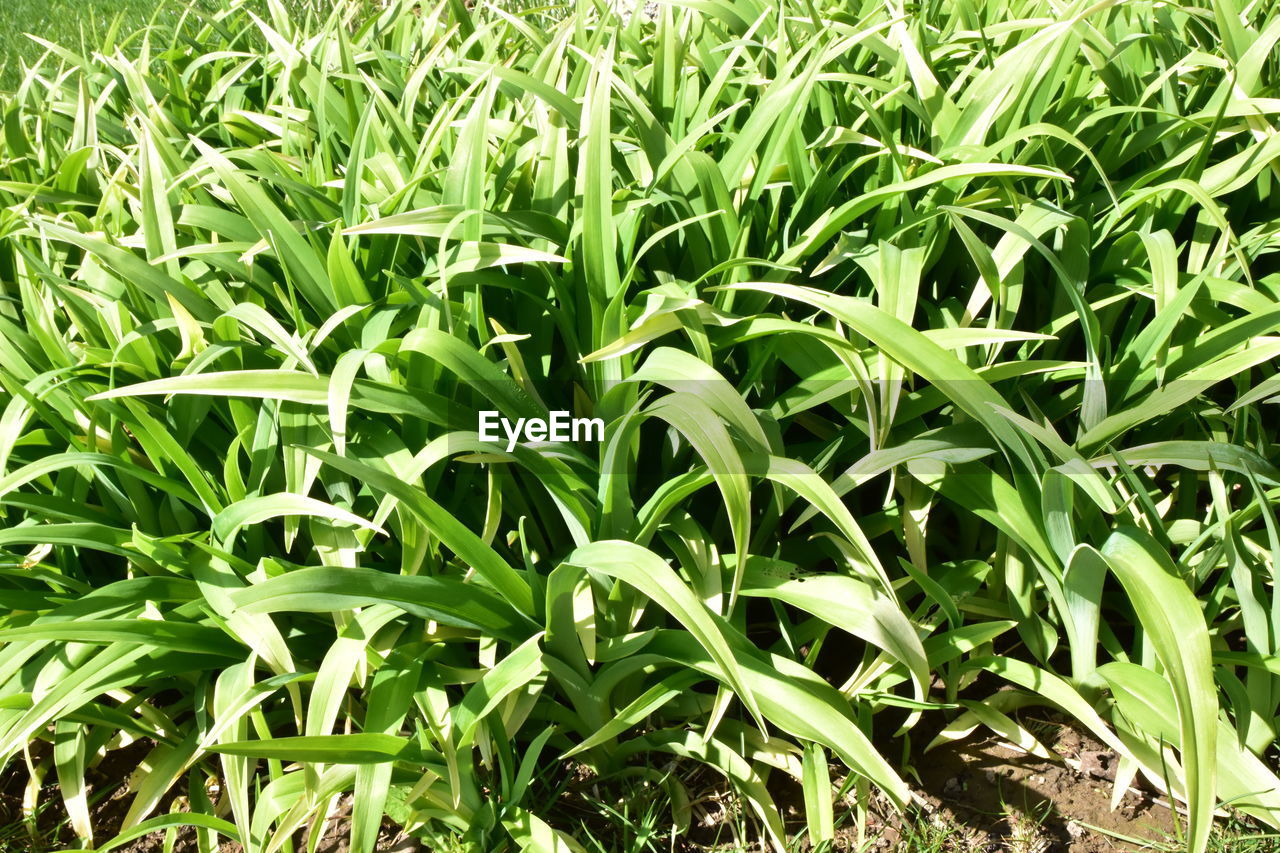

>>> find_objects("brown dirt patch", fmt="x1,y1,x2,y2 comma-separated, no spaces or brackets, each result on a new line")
901,717,1176,852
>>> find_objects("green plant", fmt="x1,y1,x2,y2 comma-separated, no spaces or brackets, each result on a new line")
0,0,218,87
889,809,983,853
0,0,1278,850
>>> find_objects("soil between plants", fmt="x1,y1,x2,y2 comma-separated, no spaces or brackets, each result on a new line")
0,720,1214,852
894,720,1176,852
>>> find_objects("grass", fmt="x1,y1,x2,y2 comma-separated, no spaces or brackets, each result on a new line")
1201,823,1280,853
0,0,198,87
1082,817,1280,853
0,0,354,87
0,0,1278,851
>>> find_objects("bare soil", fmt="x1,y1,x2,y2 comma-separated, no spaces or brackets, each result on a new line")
892,717,1177,852
0,718,1250,853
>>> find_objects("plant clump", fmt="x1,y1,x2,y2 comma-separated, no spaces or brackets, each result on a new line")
0,0,1278,850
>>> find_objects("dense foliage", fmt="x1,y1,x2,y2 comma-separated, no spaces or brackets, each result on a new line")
0,0,1278,850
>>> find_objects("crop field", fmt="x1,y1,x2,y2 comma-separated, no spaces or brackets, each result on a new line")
0,0,1278,850
0,0,201,87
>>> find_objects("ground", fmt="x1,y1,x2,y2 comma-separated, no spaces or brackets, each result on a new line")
4,717,1276,852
